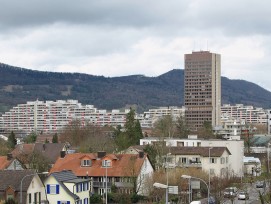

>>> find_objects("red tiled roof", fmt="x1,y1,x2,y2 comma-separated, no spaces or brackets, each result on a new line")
0,156,12,170
50,153,147,177
11,144,35,157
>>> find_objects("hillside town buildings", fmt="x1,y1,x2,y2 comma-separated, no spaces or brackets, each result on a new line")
184,51,221,130
0,99,269,136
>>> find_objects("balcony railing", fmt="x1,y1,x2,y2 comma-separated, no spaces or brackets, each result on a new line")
92,181,112,188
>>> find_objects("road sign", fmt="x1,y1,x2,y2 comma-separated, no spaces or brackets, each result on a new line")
168,186,178,194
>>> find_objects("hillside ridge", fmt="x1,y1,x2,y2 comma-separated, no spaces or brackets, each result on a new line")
0,63,270,113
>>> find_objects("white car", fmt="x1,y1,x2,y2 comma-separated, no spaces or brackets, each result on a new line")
238,191,249,200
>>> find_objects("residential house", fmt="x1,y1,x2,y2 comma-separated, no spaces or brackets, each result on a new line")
0,154,25,170
243,156,261,176
11,143,70,169
0,170,47,204
50,152,154,196
44,170,90,204
140,135,244,177
167,147,231,177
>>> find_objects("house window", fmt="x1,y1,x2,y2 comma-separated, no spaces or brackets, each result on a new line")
210,158,216,164
28,193,31,204
76,183,83,192
84,182,89,191
46,184,60,194
84,198,89,204
220,157,225,164
226,157,229,163
102,160,111,167
81,159,91,167
180,157,187,164
57,201,71,204
210,169,215,175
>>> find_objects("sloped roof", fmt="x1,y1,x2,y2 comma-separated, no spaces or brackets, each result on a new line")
0,156,12,170
11,144,35,157
0,169,36,191
169,146,231,157
50,153,148,177
11,143,67,164
250,135,271,146
34,143,66,163
50,170,89,200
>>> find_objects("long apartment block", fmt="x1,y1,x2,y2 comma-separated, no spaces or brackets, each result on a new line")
221,104,267,124
0,100,130,135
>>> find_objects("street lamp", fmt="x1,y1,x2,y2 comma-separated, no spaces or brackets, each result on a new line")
165,153,171,204
153,182,168,203
267,143,271,174
181,175,210,204
20,171,48,204
208,147,213,204
103,160,110,204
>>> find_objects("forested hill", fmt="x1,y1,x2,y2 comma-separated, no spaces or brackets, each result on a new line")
0,62,271,113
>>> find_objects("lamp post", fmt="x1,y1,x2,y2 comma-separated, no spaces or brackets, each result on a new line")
165,153,171,204
153,183,168,203
267,143,271,174
208,147,212,204
181,175,210,204
103,160,109,204
20,172,48,204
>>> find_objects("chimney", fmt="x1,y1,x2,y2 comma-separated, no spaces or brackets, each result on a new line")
139,151,144,159
7,153,13,160
97,151,106,159
60,151,66,158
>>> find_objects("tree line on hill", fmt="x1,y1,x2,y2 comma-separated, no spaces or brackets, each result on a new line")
1,62,271,114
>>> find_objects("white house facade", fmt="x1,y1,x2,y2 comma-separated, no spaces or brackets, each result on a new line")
44,170,90,204
140,135,244,177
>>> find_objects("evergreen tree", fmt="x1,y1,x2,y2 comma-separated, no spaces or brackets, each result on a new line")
24,132,37,143
52,133,58,143
115,108,143,150
8,131,17,149
134,119,143,145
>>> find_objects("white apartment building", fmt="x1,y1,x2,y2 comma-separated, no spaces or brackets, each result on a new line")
140,135,244,177
0,100,130,135
137,106,185,128
221,104,267,124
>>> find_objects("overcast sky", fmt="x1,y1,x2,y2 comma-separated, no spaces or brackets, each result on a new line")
0,0,271,90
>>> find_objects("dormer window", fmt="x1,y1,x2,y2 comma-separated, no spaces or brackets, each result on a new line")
81,159,91,167
102,160,111,167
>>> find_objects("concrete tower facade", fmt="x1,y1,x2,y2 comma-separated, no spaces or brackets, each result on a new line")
184,51,221,130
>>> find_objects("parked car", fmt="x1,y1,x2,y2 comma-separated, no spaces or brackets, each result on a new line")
238,191,249,200
256,181,266,188
224,187,238,198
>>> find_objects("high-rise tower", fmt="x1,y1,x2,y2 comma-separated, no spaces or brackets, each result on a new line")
184,51,221,130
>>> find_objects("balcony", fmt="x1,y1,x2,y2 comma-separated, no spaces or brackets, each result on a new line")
92,181,112,188
177,161,202,168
